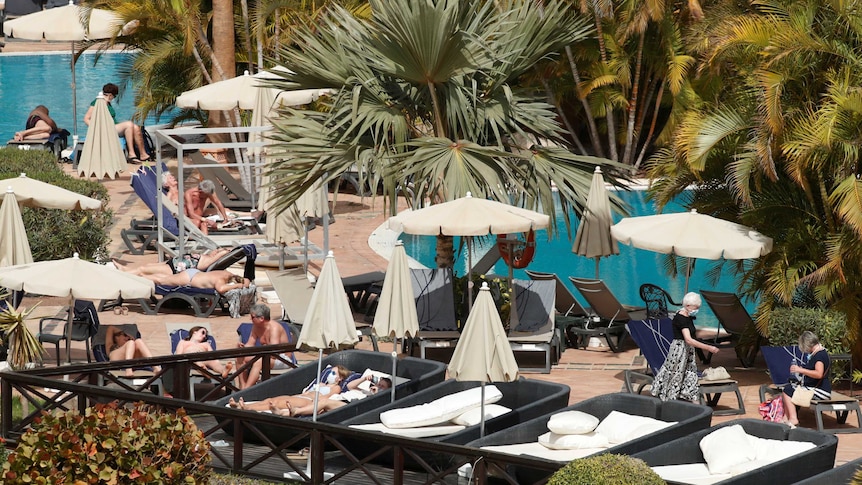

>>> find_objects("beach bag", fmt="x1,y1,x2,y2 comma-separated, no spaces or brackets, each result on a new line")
791,387,816,408
759,397,785,422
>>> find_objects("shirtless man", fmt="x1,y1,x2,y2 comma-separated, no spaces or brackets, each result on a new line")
140,268,250,294
114,246,234,278
184,180,230,235
236,303,293,389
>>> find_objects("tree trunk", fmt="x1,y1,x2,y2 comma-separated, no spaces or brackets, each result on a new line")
436,235,455,269
209,0,237,144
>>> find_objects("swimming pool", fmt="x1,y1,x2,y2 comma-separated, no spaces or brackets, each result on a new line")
0,52,169,143
402,189,752,329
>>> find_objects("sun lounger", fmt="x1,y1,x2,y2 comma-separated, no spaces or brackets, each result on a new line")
567,277,646,352
408,267,460,358
795,457,862,485
212,349,447,446
633,419,837,485
137,282,255,318
340,378,570,467
466,393,713,484
624,318,745,416
699,289,762,367
759,345,862,434
508,278,562,373
92,324,163,394
188,150,257,210
5,129,69,159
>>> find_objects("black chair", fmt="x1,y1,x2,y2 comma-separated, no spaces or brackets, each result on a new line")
38,300,99,365
639,283,681,319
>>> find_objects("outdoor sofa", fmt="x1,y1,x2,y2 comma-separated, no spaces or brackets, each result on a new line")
795,457,862,485
632,418,838,485
466,392,713,484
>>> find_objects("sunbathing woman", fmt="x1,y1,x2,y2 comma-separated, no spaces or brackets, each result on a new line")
228,371,391,417
136,268,250,294
175,326,233,378
106,326,161,377
113,246,235,277
14,105,58,141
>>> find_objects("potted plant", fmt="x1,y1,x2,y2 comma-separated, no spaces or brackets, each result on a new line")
0,289,44,370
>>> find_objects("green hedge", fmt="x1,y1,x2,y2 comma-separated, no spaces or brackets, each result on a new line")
547,454,664,485
766,307,850,354
0,148,112,261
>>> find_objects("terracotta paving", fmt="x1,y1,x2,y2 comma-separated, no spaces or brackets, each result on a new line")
7,37,861,466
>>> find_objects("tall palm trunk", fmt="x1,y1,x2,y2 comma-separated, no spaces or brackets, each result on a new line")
565,45,604,157
621,33,645,166
436,235,455,269
209,0,236,144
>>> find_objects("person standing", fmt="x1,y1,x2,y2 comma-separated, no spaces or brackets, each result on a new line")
651,292,720,402
83,83,150,163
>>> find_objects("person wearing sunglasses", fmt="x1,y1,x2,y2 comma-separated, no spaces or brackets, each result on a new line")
175,326,232,378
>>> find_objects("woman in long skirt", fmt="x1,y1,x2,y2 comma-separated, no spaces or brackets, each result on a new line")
652,292,720,402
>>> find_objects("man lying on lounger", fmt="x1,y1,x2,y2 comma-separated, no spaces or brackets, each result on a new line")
113,246,235,277
139,268,250,294
235,303,294,389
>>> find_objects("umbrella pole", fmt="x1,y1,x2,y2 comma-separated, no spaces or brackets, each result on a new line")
594,257,600,279
684,257,692,294
390,346,397,404
312,348,323,422
65,296,75,364
479,381,486,438
70,41,78,139
467,237,473,311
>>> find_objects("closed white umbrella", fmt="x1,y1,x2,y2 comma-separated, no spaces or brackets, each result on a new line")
0,188,33,267
448,282,519,436
0,253,154,362
0,173,102,210
373,241,420,402
297,251,359,351
572,166,619,278
77,96,127,179
611,209,773,292
2,1,127,138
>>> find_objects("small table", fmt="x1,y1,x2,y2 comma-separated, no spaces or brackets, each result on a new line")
699,378,746,415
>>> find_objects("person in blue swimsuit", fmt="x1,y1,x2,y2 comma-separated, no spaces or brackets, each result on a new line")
83,83,150,163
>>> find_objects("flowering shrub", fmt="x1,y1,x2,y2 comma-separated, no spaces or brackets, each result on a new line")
2,401,210,484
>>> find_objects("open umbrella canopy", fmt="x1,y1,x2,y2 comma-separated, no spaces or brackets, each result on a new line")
610,209,773,260
448,282,519,383
175,68,330,111
0,189,33,267
388,193,550,236
0,173,102,210
297,251,359,350
373,241,420,340
77,96,127,179
573,166,618,277
2,1,123,40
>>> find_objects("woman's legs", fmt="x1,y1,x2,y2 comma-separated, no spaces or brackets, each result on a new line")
113,260,173,277
115,121,148,160
782,391,798,426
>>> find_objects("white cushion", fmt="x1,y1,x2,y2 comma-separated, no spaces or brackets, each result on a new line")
729,458,776,476
652,464,732,485
350,422,465,438
380,385,502,429
546,411,599,435
538,431,610,450
481,443,602,462
627,419,676,441
593,411,672,444
699,425,757,475
748,436,816,464
451,404,511,426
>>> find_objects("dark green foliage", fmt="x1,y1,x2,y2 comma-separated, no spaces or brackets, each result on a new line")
454,273,511,328
767,307,850,354
0,148,112,261
2,401,211,484
547,454,664,485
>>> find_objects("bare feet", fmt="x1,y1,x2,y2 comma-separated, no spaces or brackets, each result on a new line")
222,361,234,379
125,368,135,378
111,258,129,271
228,398,240,409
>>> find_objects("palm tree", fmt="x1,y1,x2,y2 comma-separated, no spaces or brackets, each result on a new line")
647,0,862,358
265,0,629,268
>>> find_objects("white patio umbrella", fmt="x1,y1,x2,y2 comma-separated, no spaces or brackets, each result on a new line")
0,173,102,210
77,96,127,179
175,67,330,111
372,241,420,402
0,188,33,267
2,1,127,138
610,209,773,293
572,166,619,278
448,282,519,437
0,253,154,363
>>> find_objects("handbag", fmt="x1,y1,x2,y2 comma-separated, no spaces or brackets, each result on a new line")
791,387,815,408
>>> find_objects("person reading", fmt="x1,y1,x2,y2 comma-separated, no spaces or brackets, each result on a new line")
83,82,150,163
185,180,231,235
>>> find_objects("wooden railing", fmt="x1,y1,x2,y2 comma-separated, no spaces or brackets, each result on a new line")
0,346,563,484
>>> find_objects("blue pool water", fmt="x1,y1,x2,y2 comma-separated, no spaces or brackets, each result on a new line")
0,52,168,143
402,189,752,329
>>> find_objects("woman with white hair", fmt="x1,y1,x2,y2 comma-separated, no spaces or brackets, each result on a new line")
651,292,720,402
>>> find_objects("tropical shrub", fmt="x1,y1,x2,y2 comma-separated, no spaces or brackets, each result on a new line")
0,148,112,261
547,454,664,485
2,401,211,484
454,273,511,328
766,307,850,354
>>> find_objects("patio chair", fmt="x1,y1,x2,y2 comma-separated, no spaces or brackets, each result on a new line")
38,300,99,365
408,267,459,359
639,283,681,319
5,128,70,159
92,323,163,394
699,289,763,367
164,322,220,400
624,318,745,416
508,278,561,373
759,345,862,433
566,277,646,352
189,150,256,210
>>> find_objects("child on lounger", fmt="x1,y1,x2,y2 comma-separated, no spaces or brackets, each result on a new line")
175,326,233,378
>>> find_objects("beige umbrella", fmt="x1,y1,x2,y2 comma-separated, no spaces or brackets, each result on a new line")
572,166,619,278
175,67,330,111
0,173,102,210
0,188,33,267
611,209,774,292
2,1,126,138
77,96,127,180
448,282,519,436
297,251,359,350
0,253,154,363
373,241,420,402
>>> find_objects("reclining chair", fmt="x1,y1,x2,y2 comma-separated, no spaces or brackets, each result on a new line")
566,277,645,352
699,290,762,367
507,278,561,373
